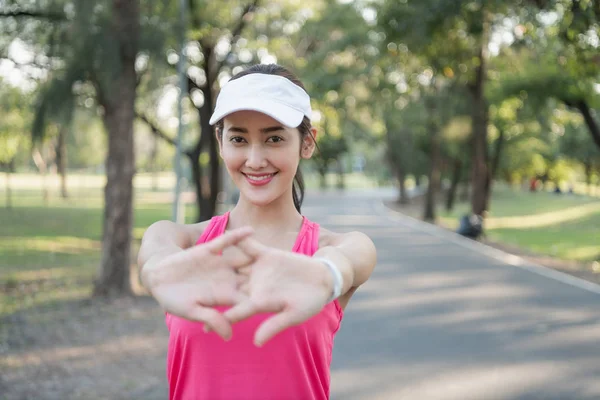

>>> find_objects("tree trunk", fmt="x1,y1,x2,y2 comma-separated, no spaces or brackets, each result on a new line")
32,148,49,205
93,0,138,298
397,167,409,205
460,180,470,201
56,126,68,199
188,150,204,221
203,47,220,219
490,128,505,180
192,47,219,222
469,13,490,217
584,161,592,195
208,113,221,218
485,127,504,211
424,95,441,222
5,160,14,209
318,166,327,189
335,159,345,190
5,170,10,209
446,158,462,212
150,133,159,191
575,100,600,150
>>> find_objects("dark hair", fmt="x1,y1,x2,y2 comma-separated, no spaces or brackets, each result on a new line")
216,64,314,213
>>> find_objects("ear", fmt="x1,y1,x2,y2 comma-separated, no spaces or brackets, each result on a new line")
300,127,318,159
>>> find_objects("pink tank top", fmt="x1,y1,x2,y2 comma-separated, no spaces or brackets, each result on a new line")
165,212,344,400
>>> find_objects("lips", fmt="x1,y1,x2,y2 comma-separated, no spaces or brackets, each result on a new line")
243,172,278,186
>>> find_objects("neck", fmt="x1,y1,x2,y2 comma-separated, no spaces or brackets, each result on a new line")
228,188,303,233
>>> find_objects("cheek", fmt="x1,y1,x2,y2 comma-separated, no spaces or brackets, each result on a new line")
273,148,301,170
221,147,244,169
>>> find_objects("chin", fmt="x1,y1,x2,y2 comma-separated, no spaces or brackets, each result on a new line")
240,192,282,207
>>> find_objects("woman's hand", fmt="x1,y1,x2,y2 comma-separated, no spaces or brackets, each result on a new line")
148,227,254,341
223,237,334,347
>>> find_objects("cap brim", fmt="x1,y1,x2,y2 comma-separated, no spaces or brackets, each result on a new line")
209,98,305,128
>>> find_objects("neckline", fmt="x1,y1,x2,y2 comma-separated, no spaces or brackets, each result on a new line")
223,211,307,253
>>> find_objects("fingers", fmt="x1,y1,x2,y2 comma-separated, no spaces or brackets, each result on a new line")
205,293,252,334
238,282,250,296
235,236,267,259
223,299,259,325
254,311,301,347
189,306,233,341
222,246,254,269
206,227,254,255
236,266,252,276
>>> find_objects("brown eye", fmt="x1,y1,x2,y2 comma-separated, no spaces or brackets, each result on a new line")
267,136,284,143
229,136,245,143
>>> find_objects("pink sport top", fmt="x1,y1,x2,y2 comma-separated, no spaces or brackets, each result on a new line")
165,212,344,400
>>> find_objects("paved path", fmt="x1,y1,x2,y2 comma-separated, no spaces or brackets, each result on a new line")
302,190,600,400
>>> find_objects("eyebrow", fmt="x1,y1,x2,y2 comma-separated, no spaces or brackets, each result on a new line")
228,126,285,134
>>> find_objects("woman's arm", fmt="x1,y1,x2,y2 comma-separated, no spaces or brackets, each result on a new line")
221,232,377,345
137,220,206,293
313,231,377,304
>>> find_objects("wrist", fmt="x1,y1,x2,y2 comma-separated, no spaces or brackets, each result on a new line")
140,255,165,294
315,257,343,303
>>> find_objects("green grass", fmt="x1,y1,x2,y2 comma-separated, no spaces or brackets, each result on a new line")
0,170,385,317
441,186,600,219
0,173,203,317
1,173,598,319
439,185,600,262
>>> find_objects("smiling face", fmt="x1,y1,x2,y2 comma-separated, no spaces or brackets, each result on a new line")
218,110,316,208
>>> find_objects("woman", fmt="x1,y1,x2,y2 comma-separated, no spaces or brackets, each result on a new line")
138,64,377,400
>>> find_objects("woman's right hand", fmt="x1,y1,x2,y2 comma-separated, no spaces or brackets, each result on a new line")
147,227,254,340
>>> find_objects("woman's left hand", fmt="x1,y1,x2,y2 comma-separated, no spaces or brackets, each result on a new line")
223,237,334,347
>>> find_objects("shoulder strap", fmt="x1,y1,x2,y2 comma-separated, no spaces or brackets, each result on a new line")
195,212,230,245
294,217,320,256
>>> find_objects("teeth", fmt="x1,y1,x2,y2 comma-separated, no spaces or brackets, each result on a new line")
246,174,273,181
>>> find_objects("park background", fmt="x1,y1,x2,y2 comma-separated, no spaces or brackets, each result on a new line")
1,0,599,398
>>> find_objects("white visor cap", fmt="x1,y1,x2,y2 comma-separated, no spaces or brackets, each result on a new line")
209,73,312,128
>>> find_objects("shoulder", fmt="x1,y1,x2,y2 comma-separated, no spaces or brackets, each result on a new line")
318,226,374,250
186,220,212,245
146,219,211,249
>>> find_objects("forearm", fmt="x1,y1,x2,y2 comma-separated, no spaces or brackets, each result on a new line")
312,246,355,296
312,231,377,297
139,246,182,294
137,220,192,293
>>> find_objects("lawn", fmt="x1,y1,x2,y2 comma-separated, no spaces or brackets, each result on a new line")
0,170,386,318
0,173,198,318
2,174,598,320
439,185,600,262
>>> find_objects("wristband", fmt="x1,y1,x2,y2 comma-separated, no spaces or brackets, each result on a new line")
316,257,343,303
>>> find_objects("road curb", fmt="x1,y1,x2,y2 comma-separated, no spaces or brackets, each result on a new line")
374,200,600,296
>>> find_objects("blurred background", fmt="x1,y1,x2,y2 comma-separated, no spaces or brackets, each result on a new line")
0,0,599,398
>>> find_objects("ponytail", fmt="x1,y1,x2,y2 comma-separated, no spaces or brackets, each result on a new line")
292,168,305,213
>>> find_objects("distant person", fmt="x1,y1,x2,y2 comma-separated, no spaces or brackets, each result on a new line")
138,64,377,400
529,177,538,192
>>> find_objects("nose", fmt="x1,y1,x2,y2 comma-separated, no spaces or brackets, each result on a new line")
245,144,268,170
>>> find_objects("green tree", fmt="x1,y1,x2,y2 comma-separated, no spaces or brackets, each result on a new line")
502,0,600,149
0,80,32,208
378,0,538,219
2,0,143,297
137,0,264,221
557,108,600,192
310,103,349,189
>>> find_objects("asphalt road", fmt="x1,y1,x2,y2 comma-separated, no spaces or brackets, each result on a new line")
301,189,600,400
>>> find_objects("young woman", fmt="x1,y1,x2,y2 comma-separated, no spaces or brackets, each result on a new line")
138,64,377,400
